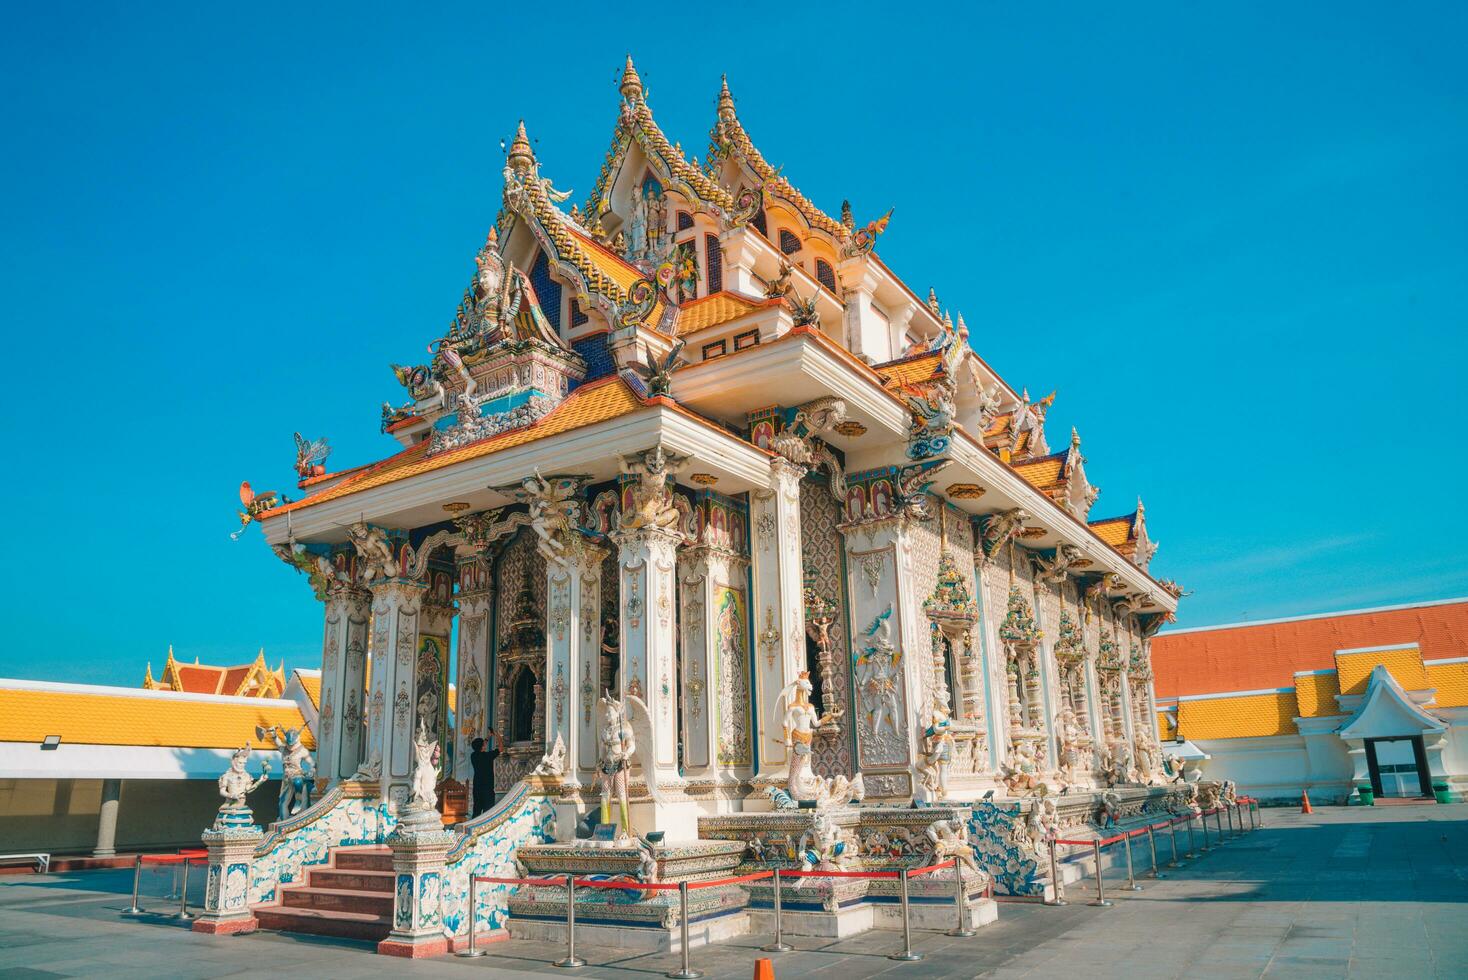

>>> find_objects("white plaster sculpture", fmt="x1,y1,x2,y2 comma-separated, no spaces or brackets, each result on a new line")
775,672,864,809
798,811,854,872
1000,739,1043,796
915,698,956,802
926,816,980,875
530,732,568,779
214,746,270,830
409,718,441,810
855,608,901,738
618,447,686,531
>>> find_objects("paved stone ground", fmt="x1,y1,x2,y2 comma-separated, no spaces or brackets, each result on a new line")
1,803,1464,979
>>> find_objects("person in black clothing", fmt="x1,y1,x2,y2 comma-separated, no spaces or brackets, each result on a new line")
469,729,502,816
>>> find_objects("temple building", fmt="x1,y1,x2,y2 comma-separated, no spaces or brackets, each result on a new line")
207,60,1188,953
1152,598,1468,804
142,647,289,699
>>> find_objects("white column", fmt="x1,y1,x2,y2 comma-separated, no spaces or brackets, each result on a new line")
679,544,748,798
366,581,426,809
93,778,121,858
546,542,606,792
453,554,494,783
749,459,807,793
615,525,684,782
318,585,371,784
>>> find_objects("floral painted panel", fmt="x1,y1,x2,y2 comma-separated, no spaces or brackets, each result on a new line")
439,784,557,938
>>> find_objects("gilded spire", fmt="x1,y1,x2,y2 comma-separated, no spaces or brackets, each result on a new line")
926,287,940,315
620,55,643,103
956,312,969,340
507,120,534,174
840,199,855,229
717,74,736,121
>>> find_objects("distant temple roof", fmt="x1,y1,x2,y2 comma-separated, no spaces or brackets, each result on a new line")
143,646,285,699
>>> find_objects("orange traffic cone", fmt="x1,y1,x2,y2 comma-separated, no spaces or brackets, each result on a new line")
754,957,775,980
1301,789,1313,814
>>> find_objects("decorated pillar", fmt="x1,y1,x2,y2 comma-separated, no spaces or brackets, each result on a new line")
749,457,808,794
319,583,371,784
680,542,750,797
546,539,606,791
379,818,455,958
452,550,494,783
365,578,426,809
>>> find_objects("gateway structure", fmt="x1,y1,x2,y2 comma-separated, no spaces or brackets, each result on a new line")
219,61,1186,954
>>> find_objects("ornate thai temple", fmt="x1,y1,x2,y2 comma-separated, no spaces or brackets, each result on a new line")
202,60,1196,955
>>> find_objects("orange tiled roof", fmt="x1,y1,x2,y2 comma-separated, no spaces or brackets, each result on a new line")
1336,646,1427,695
1294,671,1342,718
876,351,944,390
261,376,646,519
148,648,285,698
1088,514,1134,550
1152,599,1468,699
678,291,779,335
294,670,321,710
1013,452,1066,493
0,685,314,750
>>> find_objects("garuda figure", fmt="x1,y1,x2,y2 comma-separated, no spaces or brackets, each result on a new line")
256,724,314,821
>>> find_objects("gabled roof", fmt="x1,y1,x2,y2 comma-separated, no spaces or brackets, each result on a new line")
1337,665,1446,739
707,76,848,240
876,351,945,390
259,374,648,519
144,647,285,699
1088,500,1151,565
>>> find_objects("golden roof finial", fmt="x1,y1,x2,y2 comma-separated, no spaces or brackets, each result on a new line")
507,119,534,174
956,312,969,340
840,199,855,229
717,74,735,120
143,662,155,689
1071,426,1081,449
620,54,643,103
926,287,940,315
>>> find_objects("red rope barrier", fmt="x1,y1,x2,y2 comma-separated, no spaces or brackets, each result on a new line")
909,859,956,877
687,870,774,889
140,854,193,866
779,867,898,879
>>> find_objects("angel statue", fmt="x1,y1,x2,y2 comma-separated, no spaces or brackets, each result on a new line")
515,470,586,568
409,718,441,810
214,746,271,830
256,724,313,822
596,691,661,843
293,432,331,479
773,672,863,809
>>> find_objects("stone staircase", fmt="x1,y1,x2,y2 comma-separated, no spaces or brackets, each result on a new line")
253,846,395,943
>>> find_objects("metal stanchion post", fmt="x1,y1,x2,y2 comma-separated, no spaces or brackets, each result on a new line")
456,876,486,958
1251,801,1259,830
555,874,586,969
1167,819,1181,867
1121,833,1140,891
946,860,975,937
1255,800,1264,828
666,880,702,979
1146,826,1166,879
175,859,195,921
123,855,146,916
1214,807,1225,843
1200,812,1211,852
887,868,923,961
761,870,792,953
1088,840,1111,907
1185,814,1197,858
1045,839,1067,906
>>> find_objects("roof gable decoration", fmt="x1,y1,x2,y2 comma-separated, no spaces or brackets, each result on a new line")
1131,499,1158,571
1059,428,1100,520
1336,664,1446,739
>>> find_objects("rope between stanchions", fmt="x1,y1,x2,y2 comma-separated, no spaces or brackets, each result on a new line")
687,870,775,889
778,868,899,879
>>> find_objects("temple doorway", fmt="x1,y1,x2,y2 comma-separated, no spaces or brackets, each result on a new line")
1366,736,1430,797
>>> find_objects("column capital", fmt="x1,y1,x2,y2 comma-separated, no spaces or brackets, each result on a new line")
368,580,427,614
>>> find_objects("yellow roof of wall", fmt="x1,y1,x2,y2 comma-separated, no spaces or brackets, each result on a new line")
0,688,314,750
678,291,778,335
1294,672,1342,718
1335,646,1426,695
1427,661,1468,708
877,352,944,390
1014,454,1065,493
1088,516,1132,548
1157,710,1176,740
1177,690,1299,739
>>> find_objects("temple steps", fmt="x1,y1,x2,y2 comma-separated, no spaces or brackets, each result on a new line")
252,846,394,943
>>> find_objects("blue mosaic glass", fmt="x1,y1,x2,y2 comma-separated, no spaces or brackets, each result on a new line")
529,250,562,332
571,298,589,326
572,332,615,381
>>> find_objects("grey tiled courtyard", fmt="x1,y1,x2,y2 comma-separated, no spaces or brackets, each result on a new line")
1,803,1464,979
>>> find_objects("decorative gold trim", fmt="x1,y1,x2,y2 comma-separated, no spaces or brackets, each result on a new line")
944,483,987,499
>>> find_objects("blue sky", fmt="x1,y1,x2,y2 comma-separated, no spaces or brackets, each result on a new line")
2,3,1464,686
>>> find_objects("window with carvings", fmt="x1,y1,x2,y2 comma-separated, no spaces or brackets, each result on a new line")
778,229,801,255
510,666,536,743
734,329,760,351
815,258,836,293
702,339,727,360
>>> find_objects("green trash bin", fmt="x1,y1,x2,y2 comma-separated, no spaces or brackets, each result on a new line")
1357,785,1375,805
1433,783,1452,804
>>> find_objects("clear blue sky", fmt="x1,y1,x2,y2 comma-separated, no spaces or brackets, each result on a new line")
3,3,1464,686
